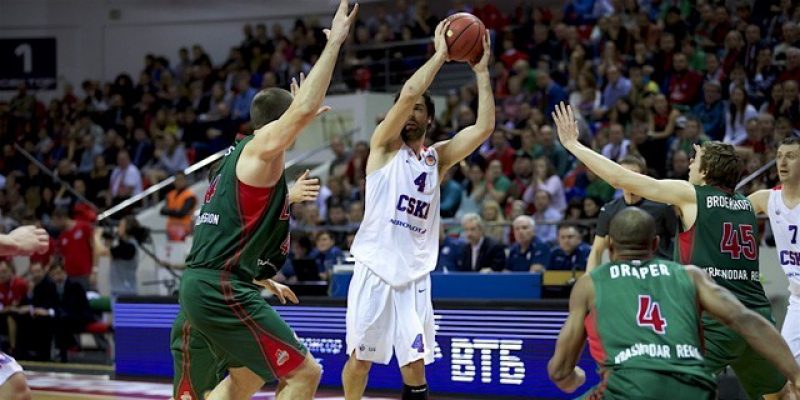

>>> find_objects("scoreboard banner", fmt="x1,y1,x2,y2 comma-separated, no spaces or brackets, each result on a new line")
114,298,599,399
0,38,57,90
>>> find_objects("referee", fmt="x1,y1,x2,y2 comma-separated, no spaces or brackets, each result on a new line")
586,155,678,271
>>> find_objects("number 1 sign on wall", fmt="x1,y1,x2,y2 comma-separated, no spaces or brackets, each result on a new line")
0,38,57,90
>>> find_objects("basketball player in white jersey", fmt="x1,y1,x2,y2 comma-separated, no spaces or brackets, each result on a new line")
342,22,493,400
0,225,50,400
749,137,800,363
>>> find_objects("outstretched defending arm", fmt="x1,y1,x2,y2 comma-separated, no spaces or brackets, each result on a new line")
240,0,358,184
548,274,591,393
552,103,696,212
368,21,450,156
435,32,495,172
686,265,800,394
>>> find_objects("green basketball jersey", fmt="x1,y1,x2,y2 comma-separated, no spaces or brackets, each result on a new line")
185,135,290,281
586,258,713,386
674,185,769,308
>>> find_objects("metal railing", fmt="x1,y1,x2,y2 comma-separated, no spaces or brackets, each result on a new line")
96,127,359,221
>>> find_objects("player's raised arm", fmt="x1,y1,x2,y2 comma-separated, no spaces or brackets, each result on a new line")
686,265,800,392
552,103,695,209
243,0,358,165
548,274,591,393
435,32,495,172
747,189,770,215
369,20,450,154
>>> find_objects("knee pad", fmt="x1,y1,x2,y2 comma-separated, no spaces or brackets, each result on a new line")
402,383,428,400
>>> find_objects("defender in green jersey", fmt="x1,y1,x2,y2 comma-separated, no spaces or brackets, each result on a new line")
169,2,358,399
548,208,800,399
552,103,790,398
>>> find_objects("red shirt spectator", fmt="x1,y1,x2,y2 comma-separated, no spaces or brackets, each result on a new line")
472,0,507,31
53,208,94,287
0,261,28,308
667,54,703,106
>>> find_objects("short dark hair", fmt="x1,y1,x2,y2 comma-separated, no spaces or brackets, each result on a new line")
250,88,294,130
781,137,800,147
393,91,435,120
619,154,647,173
700,141,743,191
609,207,656,250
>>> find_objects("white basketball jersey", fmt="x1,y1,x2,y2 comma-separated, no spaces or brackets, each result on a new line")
351,145,441,287
767,188,800,296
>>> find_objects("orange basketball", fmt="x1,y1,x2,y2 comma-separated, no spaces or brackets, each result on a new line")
445,13,486,63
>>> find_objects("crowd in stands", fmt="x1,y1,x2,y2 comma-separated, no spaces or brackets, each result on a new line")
0,0,797,358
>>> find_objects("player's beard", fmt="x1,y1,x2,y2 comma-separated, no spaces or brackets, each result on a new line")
401,123,426,142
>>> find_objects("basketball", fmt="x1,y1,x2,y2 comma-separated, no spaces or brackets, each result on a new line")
445,12,486,63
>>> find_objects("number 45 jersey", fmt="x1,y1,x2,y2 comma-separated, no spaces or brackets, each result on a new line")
351,145,440,287
675,185,770,308
587,258,715,388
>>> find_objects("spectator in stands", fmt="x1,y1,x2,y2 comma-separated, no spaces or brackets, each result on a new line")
325,203,349,249
329,136,350,176
691,80,726,141
536,70,568,118
309,231,343,280
524,156,566,212
508,152,533,201
97,215,144,296
668,149,691,180
667,52,703,107
109,150,143,204
87,155,111,208
440,169,462,218
49,262,94,362
506,216,550,273
459,213,506,272
484,131,516,176
14,262,57,361
51,208,94,291
480,199,507,243
160,172,196,242
8,83,36,136
533,125,572,178
547,223,591,271
600,123,630,162
436,225,466,272
348,201,364,225
724,85,759,145
595,66,632,120
532,190,562,245
0,260,28,354
483,159,512,205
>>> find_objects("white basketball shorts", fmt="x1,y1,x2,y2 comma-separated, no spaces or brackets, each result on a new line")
346,262,436,367
0,352,23,386
782,294,800,363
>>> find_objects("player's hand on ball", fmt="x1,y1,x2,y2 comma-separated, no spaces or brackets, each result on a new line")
258,279,299,304
288,170,321,204
552,102,580,148
433,19,451,61
470,31,491,73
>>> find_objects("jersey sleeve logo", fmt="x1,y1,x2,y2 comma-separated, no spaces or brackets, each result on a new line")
424,153,436,166
204,174,221,204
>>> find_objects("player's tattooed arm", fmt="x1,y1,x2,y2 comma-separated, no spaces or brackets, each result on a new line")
548,274,591,393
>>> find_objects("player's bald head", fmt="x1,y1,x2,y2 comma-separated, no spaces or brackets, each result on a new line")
609,207,656,250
